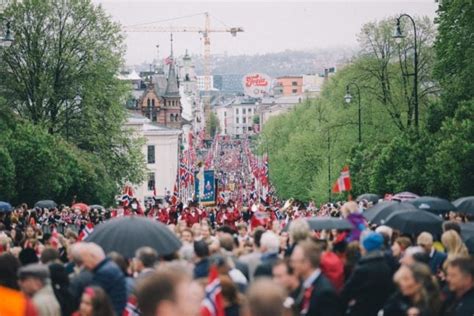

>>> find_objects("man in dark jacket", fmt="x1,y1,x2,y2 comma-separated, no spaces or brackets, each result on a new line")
79,242,127,315
341,232,394,316
193,240,210,279
443,256,474,316
291,240,341,316
417,232,447,274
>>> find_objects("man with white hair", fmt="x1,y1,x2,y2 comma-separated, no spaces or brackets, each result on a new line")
78,242,127,315
254,231,280,278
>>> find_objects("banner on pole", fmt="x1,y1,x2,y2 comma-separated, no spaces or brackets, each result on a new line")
195,170,216,205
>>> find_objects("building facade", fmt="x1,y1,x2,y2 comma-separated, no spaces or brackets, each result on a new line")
125,112,181,203
138,60,183,129
274,76,303,96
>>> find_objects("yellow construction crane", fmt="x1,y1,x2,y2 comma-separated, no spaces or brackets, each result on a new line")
123,12,243,138
123,12,243,92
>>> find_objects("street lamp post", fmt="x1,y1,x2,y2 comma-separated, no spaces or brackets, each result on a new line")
393,13,419,129
0,20,13,47
344,83,362,143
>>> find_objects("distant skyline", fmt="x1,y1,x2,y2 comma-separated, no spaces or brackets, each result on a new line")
93,1,438,65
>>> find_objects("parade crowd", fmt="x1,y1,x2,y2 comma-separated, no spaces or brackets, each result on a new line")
0,197,473,316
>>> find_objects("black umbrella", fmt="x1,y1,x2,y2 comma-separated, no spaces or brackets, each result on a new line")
452,196,474,214
356,194,381,204
34,200,57,209
363,202,417,225
0,201,12,213
306,217,353,231
384,210,443,235
85,216,182,258
410,196,456,214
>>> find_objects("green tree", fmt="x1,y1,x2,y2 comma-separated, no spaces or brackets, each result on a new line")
0,0,145,192
432,0,474,124
0,145,16,201
208,111,221,138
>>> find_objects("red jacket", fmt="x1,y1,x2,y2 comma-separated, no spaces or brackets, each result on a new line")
320,251,344,292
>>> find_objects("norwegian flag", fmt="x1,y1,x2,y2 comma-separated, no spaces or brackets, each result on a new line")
201,265,224,316
164,55,173,65
332,165,352,193
123,295,140,316
171,177,179,206
78,223,94,241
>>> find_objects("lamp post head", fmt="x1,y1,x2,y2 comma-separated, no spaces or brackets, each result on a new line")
392,18,404,44
1,21,14,47
344,85,352,104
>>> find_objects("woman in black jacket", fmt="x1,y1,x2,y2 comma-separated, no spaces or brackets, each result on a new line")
383,263,441,316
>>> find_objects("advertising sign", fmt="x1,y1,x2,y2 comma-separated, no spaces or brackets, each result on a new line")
243,73,272,98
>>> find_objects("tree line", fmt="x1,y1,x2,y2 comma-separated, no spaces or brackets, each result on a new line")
261,0,473,203
0,0,145,206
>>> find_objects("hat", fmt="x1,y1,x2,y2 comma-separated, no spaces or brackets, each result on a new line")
18,263,50,281
362,232,384,252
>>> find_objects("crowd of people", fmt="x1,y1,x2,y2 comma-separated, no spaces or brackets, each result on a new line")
0,199,473,316
1,139,473,316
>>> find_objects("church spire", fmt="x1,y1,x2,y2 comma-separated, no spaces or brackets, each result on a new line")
164,33,179,97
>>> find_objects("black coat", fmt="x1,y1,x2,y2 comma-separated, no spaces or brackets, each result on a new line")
442,288,474,316
297,273,342,316
383,292,436,316
92,258,127,316
341,251,394,316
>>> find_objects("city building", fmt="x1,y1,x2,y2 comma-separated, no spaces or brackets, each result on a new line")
257,95,303,128
196,75,215,91
214,96,259,136
274,76,303,96
213,74,245,93
138,53,183,129
124,112,181,203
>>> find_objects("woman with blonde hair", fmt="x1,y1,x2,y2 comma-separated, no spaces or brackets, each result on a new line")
441,230,468,262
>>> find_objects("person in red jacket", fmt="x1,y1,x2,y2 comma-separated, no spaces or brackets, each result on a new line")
157,208,169,224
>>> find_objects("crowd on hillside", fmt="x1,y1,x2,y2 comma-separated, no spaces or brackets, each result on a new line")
0,199,473,316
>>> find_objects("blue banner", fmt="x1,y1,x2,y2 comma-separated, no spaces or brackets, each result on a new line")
194,170,216,205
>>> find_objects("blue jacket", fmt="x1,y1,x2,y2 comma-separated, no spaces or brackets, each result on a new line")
429,249,447,274
92,258,127,315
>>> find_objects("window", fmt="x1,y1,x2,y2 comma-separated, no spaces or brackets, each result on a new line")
248,126,253,131
292,81,298,86
292,89,298,94
236,108,239,115
147,98,151,107
243,108,246,115
152,99,155,107
248,108,252,113
243,117,246,124
147,145,155,164
147,172,155,191
224,111,226,117
236,117,239,124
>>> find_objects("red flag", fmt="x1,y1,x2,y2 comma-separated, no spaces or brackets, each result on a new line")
78,223,94,241
123,295,140,316
332,165,352,193
201,265,224,316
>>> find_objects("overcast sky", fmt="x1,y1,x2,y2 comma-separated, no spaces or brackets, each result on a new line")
93,0,438,65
